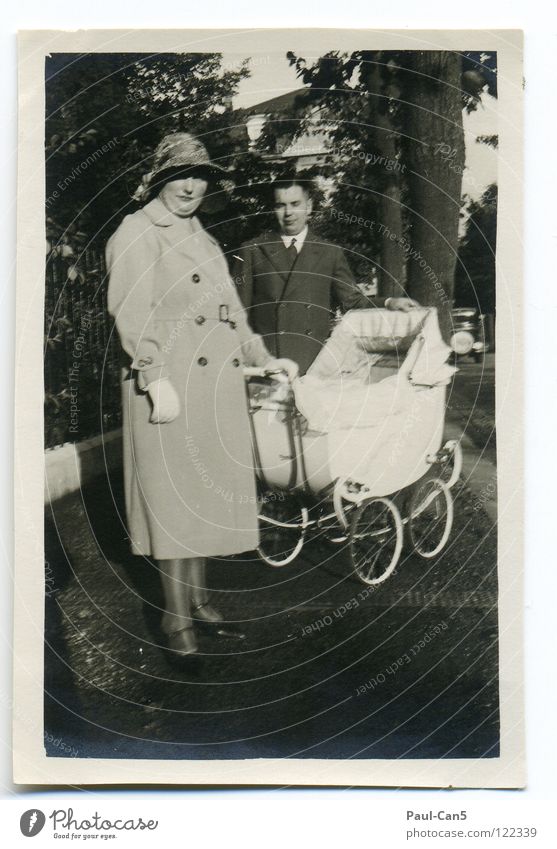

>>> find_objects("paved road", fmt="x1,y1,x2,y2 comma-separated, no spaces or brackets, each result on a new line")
446,354,496,464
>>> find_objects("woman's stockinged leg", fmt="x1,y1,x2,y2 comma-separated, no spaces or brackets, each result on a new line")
159,556,244,646
158,558,194,634
158,558,198,656
190,557,224,623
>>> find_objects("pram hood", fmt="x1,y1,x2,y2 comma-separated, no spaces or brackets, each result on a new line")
307,307,455,387
289,308,455,495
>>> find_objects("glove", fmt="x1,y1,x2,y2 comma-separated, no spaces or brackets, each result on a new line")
146,378,181,423
263,357,299,382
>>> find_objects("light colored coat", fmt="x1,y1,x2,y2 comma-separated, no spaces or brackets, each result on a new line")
106,197,270,559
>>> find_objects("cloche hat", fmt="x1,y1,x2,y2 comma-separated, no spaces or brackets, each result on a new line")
133,132,233,206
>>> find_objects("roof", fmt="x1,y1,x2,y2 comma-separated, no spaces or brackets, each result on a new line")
239,88,310,116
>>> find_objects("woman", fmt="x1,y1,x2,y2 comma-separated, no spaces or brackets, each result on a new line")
106,133,297,661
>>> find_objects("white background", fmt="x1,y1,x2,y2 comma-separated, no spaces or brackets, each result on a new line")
2,1,556,845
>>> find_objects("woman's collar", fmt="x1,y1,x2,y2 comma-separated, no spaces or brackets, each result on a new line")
141,196,200,229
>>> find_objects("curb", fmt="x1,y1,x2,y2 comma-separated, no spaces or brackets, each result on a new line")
44,423,497,523
44,429,122,504
444,420,497,522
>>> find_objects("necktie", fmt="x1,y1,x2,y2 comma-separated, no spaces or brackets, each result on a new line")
286,237,297,269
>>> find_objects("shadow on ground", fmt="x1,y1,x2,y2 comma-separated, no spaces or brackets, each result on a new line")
44,462,499,762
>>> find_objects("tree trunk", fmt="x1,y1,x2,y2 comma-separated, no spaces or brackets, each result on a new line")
401,52,464,339
361,53,405,298
374,123,406,299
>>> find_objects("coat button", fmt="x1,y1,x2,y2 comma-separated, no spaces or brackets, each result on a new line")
195,315,205,325
197,356,208,366
305,329,313,336
192,273,201,283
232,358,240,367
278,330,285,335
306,304,312,310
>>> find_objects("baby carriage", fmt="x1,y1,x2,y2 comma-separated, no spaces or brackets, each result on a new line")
244,308,462,586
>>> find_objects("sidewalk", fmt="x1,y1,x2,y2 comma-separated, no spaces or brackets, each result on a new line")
444,418,497,523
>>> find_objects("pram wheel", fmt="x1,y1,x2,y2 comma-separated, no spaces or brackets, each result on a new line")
257,490,308,567
349,497,403,585
407,477,453,558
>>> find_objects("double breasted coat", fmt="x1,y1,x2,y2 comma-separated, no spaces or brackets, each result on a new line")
231,229,387,375
106,197,270,560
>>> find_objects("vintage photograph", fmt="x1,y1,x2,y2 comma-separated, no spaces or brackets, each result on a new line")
15,29,523,786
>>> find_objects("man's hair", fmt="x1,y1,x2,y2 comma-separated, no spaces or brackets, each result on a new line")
270,173,314,202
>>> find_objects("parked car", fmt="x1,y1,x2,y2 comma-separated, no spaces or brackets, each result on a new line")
450,307,489,362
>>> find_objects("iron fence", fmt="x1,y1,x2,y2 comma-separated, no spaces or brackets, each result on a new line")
44,241,122,449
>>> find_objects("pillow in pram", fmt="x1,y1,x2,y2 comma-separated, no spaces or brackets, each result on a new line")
344,308,428,353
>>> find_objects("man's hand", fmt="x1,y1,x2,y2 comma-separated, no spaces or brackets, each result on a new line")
386,297,421,312
264,357,300,382
147,378,181,423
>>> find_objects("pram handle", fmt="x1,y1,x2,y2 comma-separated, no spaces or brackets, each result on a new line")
243,366,291,383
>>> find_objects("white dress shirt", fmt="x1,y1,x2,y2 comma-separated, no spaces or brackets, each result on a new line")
280,225,308,253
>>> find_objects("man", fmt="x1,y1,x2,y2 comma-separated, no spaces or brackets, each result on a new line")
231,177,419,375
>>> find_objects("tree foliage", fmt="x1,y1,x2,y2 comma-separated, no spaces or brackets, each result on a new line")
45,52,249,244
455,184,497,314
272,49,498,335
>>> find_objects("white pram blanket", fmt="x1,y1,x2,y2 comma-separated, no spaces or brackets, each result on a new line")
292,308,456,494
293,371,413,432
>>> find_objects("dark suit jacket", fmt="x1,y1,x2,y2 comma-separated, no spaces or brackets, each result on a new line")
231,229,386,374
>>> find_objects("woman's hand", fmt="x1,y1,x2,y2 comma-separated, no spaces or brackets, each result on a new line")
264,357,300,382
147,378,181,423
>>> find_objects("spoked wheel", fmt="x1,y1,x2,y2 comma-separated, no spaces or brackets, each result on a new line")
257,490,308,567
349,497,403,586
407,477,453,559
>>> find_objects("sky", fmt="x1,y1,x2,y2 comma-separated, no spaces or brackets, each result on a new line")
224,51,498,201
